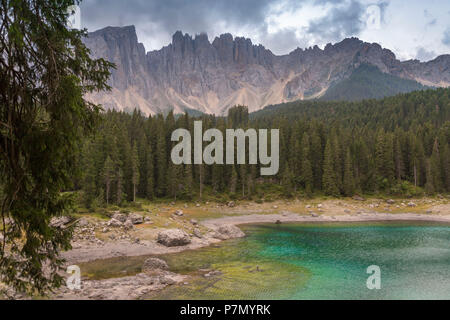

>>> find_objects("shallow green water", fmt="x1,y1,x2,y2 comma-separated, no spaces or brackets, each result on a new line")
81,221,450,300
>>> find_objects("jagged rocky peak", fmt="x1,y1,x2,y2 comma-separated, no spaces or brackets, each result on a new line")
194,32,209,44
84,25,450,115
89,25,138,40
84,25,148,91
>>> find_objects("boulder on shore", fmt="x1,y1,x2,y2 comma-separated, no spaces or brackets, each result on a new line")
129,213,143,225
193,228,202,238
352,195,366,201
112,213,127,223
227,201,235,208
124,219,134,230
76,218,89,227
174,210,184,216
107,218,123,227
142,257,169,272
157,229,191,247
50,216,72,228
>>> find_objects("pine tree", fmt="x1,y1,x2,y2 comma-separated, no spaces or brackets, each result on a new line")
300,134,313,195
310,129,323,190
116,168,124,204
425,159,435,194
103,156,115,206
394,134,405,181
145,147,154,200
322,139,340,196
183,164,194,199
375,129,386,184
282,161,294,197
430,138,442,192
198,164,204,200
331,132,343,193
155,118,167,196
230,165,238,195
343,149,355,196
82,142,98,208
239,164,247,197
131,143,140,202
442,142,450,191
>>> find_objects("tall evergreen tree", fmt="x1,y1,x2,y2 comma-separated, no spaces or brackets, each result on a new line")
103,156,115,206
131,143,140,202
323,139,340,196
343,149,355,196
0,0,112,293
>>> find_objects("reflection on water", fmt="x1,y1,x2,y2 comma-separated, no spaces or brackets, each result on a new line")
80,221,450,300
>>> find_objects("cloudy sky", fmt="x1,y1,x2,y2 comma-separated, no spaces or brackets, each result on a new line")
79,0,450,61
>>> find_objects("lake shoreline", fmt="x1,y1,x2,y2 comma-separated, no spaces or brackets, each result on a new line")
63,211,450,264
53,205,450,300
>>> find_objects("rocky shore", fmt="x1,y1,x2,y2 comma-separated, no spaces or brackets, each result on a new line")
7,198,448,300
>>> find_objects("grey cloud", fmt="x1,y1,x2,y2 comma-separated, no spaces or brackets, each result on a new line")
415,47,437,61
427,18,437,27
80,0,274,36
80,0,279,51
80,0,391,54
307,0,365,43
258,28,307,55
424,10,437,27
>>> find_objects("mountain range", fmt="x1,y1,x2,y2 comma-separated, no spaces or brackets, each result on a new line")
84,25,450,115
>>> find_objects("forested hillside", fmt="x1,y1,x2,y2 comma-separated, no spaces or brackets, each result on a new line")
77,88,450,208
320,64,427,101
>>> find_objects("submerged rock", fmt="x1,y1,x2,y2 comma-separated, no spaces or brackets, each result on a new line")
204,270,222,278
157,229,191,247
213,225,245,240
142,257,169,272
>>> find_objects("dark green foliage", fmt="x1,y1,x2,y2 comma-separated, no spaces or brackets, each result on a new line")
322,139,340,196
78,89,450,205
321,64,427,101
0,0,113,294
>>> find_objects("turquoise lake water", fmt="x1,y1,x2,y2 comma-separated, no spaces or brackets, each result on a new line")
150,221,450,300
81,221,450,300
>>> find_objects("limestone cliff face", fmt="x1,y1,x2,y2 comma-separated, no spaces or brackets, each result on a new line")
84,25,450,115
